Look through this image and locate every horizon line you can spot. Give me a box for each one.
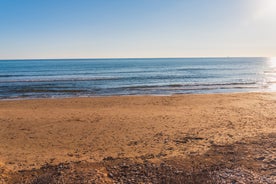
[0,56,270,61]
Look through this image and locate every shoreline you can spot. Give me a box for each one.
[1,92,275,183]
[0,90,270,101]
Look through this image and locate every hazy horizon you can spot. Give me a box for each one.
[1,0,276,59]
[0,56,272,61]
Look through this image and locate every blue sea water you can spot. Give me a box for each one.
[0,58,275,99]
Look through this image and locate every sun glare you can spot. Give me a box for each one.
[256,0,276,20]
[266,57,276,91]
[269,57,276,68]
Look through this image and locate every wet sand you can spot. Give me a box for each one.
[0,93,275,183]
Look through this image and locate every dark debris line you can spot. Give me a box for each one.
[2,133,275,184]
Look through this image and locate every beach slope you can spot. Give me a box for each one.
[0,93,275,183]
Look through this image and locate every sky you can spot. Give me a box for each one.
[0,0,276,59]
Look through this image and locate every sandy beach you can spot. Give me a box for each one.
[0,93,275,183]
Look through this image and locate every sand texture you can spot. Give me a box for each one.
[0,93,275,183]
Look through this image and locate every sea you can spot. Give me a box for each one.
[0,57,275,99]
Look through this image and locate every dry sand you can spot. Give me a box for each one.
[0,93,275,183]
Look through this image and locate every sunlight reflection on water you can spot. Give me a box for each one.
[266,57,276,91]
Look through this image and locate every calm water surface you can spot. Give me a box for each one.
[0,58,275,99]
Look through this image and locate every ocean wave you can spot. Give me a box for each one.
[13,89,87,93]
[117,82,257,90]
[116,86,258,92]
[0,74,25,77]
[0,75,216,83]
[176,68,218,71]
[264,69,276,74]
[0,77,122,83]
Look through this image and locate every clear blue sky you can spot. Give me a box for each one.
[0,0,275,59]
